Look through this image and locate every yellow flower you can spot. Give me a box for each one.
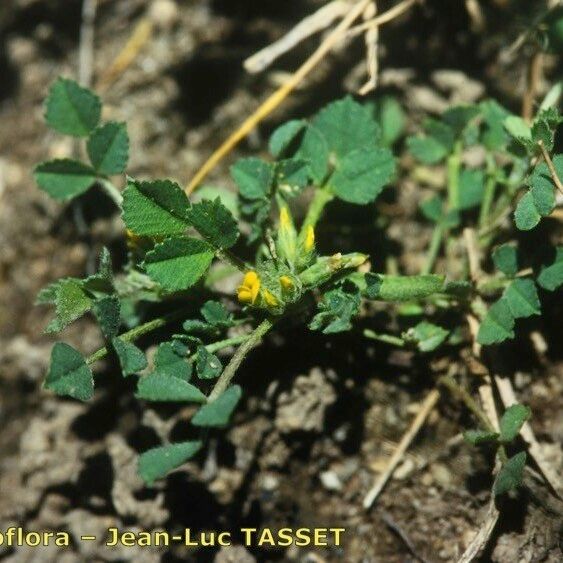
[279,206,291,229]
[262,289,278,307]
[304,225,315,252]
[279,275,294,291]
[237,271,260,304]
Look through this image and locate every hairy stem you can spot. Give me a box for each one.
[363,329,405,347]
[479,154,497,229]
[538,140,563,196]
[99,178,123,207]
[422,223,444,275]
[301,188,334,234]
[446,141,462,211]
[208,318,274,401]
[204,333,253,354]
[86,308,190,365]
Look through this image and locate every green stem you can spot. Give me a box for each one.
[363,329,405,347]
[208,318,273,401]
[422,223,444,275]
[446,141,462,211]
[99,178,123,207]
[479,154,497,229]
[86,308,189,365]
[204,333,253,354]
[301,188,334,234]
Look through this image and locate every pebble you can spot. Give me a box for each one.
[149,0,179,29]
[320,470,342,491]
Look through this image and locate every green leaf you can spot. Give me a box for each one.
[153,341,191,381]
[112,337,147,376]
[200,300,233,327]
[538,247,563,291]
[192,385,242,427]
[476,299,515,345]
[442,105,479,135]
[373,96,405,147]
[295,125,329,183]
[407,135,449,164]
[329,147,395,204]
[34,159,97,201]
[499,404,531,443]
[45,77,101,137]
[82,247,114,295]
[309,283,361,334]
[185,198,239,249]
[426,119,455,151]
[531,119,553,151]
[419,195,444,223]
[502,279,540,319]
[87,121,129,175]
[492,245,518,277]
[405,321,449,352]
[504,115,532,142]
[138,440,202,484]
[193,186,239,219]
[458,169,485,210]
[92,295,120,339]
[514,191,541,231]
[143,236,214,292]
[275,158,310,196]
[122,178,191,236]
[365,274,445,301]
[312,96,380,159]
[45,342,94,401]
[480,100,510,150]
[45,279,93,333]
[463,429,500,446]
[269,119,306,157]
[231,158,274,200]
[493,452,527,495]
[136,374,206,403]
[196,346,222,379]
[528,157,562,213]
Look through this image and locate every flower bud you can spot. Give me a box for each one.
[276,206,298,266]
[299,253,368,287]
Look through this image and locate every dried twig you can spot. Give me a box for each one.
[186,0,421,194]
[347,0,419,38]
[457,498,499,563]
[463,227,483,282]
[538,140,563,196]
[243,1,349,74]
[358,1,379,95]
[381,511,430,563]
[186,0,372,194]
[97,18,153,92]
[464,0,485,32]
[363,388,440,509]
[79,0,97,88]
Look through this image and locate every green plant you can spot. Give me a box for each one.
[35,78,562,495]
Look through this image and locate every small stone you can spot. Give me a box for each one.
[149,0,179,29]
[320,470,342,491]
[214,545,256,563]
[420,471,433,487]
[430,463,452,487]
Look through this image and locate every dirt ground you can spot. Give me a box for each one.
[0,1,561,562]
